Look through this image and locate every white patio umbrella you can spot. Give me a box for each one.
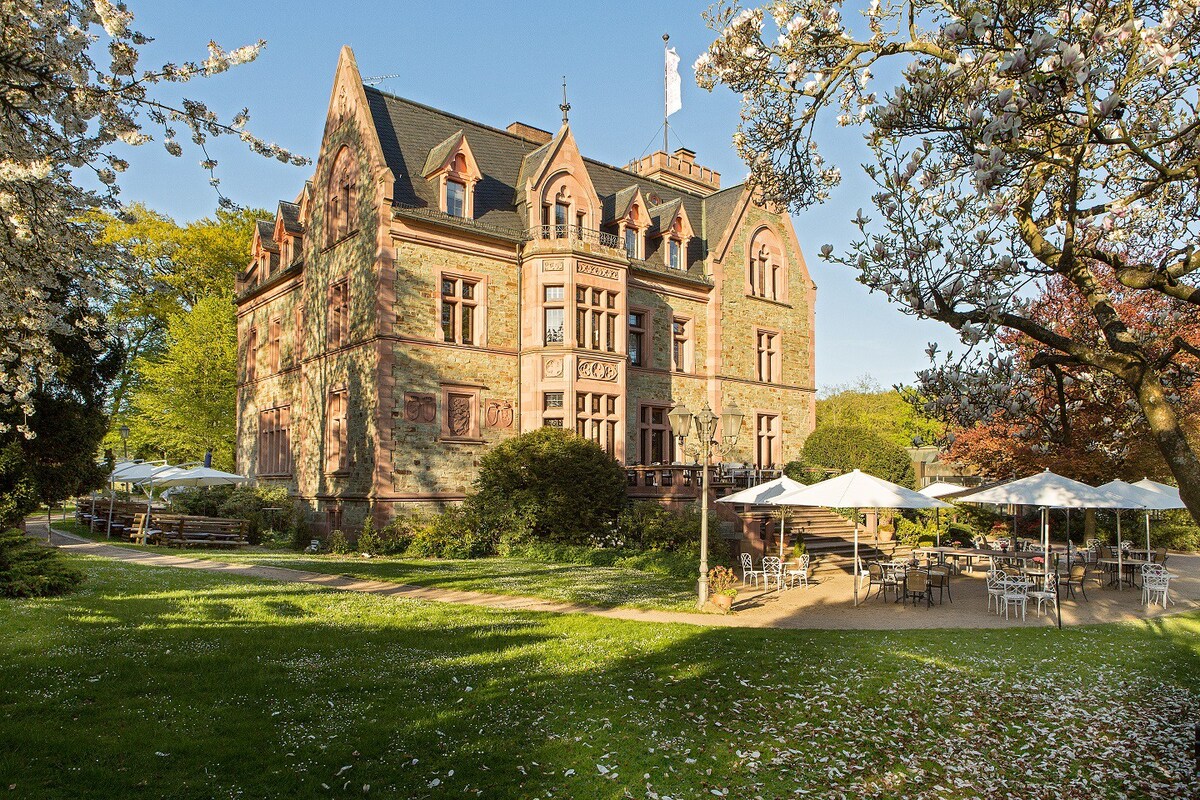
[956,471,1133,617]
[1132,478,1185,505]
[774,470,952,605]
[1100,479,1187,560]
[716,475,809,557]
[127,463,191,543]
[153,467,250,488]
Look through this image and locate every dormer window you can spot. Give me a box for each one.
[669,239,681,269]
[446,180,466,218]
[424,131,482,220]
[625,228,639,258]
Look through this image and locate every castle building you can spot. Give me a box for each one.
[235,47,816,534]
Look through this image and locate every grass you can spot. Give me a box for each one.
[52,520,699,611]
[2,554,1198,799]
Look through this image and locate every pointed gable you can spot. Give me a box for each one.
[421,130,482,183]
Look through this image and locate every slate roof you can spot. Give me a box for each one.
[255,220,279,252]
[361,85,744,269]
[278,201,304,234]
[421,130,464,177]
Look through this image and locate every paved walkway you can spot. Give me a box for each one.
[41,523,1200,630]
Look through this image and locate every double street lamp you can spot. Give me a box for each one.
[668,399,744,609]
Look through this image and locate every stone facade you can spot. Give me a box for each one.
[234,47,817,532]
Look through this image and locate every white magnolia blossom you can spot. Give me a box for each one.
[699,0,1200,516]
[0,1,309,434]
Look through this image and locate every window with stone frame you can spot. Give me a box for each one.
[258,405,292,476]
[748,228,786,301]
[543,285,565,345]
[628,310,647,368]
[668,238,682,269]
[638,404,676,465]
[268,317,282,373]
[671,317,691,373]
[542,390,564,428]
[440,385,481,441]
[245,327,258,383]
[575,285,619,352]
[328,277,349,349]
[575,392,619,456]
[445,179,466,218]
[325,389,350,473]
[293,304,304,365]
[326,146,357,242]
[440,274,479,345]
[755,412,781,469]
[756,329,781,384]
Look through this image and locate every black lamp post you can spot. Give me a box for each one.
[118,424,130,460]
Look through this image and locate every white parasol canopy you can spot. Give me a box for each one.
[717,476,809,557]
[918,481,973,499]
[153,466,250,488]
[1100,478,1187,563]
[955,470,1130,509]
[775,470,952,605]
[1132,478,1185,507]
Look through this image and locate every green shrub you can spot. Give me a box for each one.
[356,517,383,554]
[0,528,84,597]
[328,530,350,555]
[782,460,825,485]
[405,507,486,559]
[469,428,627,546]
[616,501,704,551]
[801,425,917,487]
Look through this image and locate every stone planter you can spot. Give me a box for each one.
[710,593,734,614]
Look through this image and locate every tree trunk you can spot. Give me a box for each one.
[1135,372,1200,523]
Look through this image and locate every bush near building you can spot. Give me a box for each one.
[468,428,627,547]
[801,425,917,488]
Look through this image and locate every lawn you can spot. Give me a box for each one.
[52,520,698,611]
[2,555,1197,799]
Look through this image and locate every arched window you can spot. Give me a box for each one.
[327,147,357,242]
[748,227,785,301]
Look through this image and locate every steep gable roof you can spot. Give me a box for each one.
[361,84,725,265]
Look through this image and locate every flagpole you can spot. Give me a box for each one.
[663,33,670,153]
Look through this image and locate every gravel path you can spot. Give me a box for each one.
[38,523,1200,630]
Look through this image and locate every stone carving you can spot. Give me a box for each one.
[403,393,436,423]
[542,259,564,272]
[577,359,619,381]
[577,262,619,281]
[447,394,473,436]
[544,357,563,378]
[485,400,514,429]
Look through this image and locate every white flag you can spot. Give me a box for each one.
[665,47,682,116]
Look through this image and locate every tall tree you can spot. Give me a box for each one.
[91,204,265,420]
[0,1,305,432]
[697,0,1200,519]
[124,294,237,470]
[0,310,121,527]
[816,376,943,449]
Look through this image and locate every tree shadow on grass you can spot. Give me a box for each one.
[3,557,1199,799]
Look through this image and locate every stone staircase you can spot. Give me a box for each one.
[738,506,911,576]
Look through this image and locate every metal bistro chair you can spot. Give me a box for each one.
[785,554,811,589]
[928,564,952,604]
[1064,562,1088,602]
[1028,573,1058,618]
[865,562,893,602]
[740,552,756,586]
[1001,578,1030,621]
[1143,568,1172,609]
[903,569,932,608]
[760,556,783,591]
[986,570,1007,614]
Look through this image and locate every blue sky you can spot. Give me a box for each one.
[117,1,958,390]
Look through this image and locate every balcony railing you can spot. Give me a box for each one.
[532,224,622,250]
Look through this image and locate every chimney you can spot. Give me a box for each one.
[627,147,721,196]
[506,121,553,145]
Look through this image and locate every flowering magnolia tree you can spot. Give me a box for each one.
[696,0,1200,519]
[0,1,306,436]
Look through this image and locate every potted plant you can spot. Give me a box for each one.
[708,565,738,613]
